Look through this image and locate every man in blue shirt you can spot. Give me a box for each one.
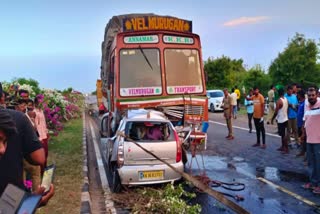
[284,85,299,146]
[296,90,306,157]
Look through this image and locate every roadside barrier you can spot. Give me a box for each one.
[80,112,92,214]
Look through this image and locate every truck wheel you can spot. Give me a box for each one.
[106,144,112,171]
[210,104,215,112]
[111,166,122,193]
[104,117,111,138]
[182,148,188,165]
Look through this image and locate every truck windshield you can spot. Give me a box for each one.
[120,49,161,96]
[164,49,203,94]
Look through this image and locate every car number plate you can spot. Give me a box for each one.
[139,170,164,180]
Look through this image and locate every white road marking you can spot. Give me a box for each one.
[258,177,319,208]
[209,120,280,138]
[89,122,110,191]
[208,119,319,209]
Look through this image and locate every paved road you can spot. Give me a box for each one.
[188,111,320,213]
[86,109,320,213]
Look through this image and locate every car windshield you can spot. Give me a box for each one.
[208,91,223,98]
[126,121,175,142]
[164,49,203,94]
[119,49,161,95]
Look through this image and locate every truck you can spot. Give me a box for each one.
[98,13,208,151]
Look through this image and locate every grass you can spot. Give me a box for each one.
[236,107,247,116]
[37,118,83,214]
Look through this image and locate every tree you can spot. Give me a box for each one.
[269,33,320,87]
[243,65,271,95]
[62,87,73,95]
[12,77,41,95]
[204,56,246,89]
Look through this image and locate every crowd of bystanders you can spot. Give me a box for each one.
[0,82,54,210]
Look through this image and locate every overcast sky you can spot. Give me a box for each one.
[0,0,319,92]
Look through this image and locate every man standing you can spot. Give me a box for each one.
[271,88,289,154]
[250,86,266,148]
[292,83,298,95]
[34,96,49,172]
[222,88,234,140]
[267,85,275,125]
[285,85,299,146]
[234,86,241,111]
[296,90,306,157]
[301,87,320,194]
[230,88,238,119]
[244,89,254,133]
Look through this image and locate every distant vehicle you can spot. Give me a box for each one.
[207,90,224,112]
[85,95,99,117]
[101,109,184,192]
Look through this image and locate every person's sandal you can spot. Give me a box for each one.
[302,183,314,190]
[313,187,320,194]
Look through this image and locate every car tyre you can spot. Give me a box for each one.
[210,104,215,112]
[111,165,122,193]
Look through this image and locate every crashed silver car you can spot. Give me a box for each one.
[103,109,184,192]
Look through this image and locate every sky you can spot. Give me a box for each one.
[0,0,319,93]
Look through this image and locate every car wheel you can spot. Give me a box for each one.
[210,104,215,112]
[111,165,122,193]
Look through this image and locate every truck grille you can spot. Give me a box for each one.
[185,105,204,115]
[160,105,204,119]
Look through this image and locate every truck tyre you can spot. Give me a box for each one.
[182,148,188,165]
[105,117,111,137]
[106,142,112,171]
[111,166,122,193]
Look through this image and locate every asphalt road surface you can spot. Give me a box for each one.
[189,111,320,214]
[85,110,320,214]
